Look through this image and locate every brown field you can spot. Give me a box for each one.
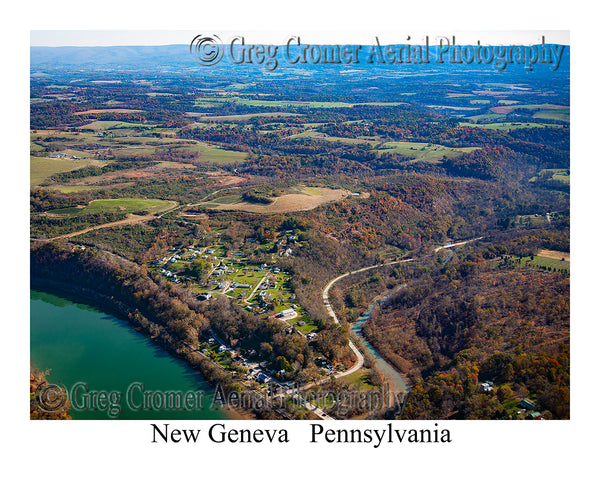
[491,106,513,114]
[538,249,570,262]
[203,172,248,186]
[153,161,198,170]
[205,187,351,213]
[187,112,303,121]
[74,108,144,115]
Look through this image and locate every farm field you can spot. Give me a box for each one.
[482,103,570,122]
[529,168,570,185]
[188,112,303,121]
[466,113,508,122]
[459,122,564,131]
[509,253,570,273]
[169,142,248,163]
[31,127,247,165]
[30,155,96,186]
[376,141,479,163]
[74,108,144,115]
[194,96,408,109]
[288,130,381,145]
[79,120,157,131]
[196,187,351,213]
[533,110,570,122]
[50,198,176,215]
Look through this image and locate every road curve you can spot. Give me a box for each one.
[322,258,415,379]
[322,237,483,380]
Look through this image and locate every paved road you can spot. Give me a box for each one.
[434,237,483,252]
[322,258,415,380]
[243,271,271,304]
[321,237,483,381]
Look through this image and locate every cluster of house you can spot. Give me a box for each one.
[213,263,229,276]
[159,267,180,283]
[479,383,545,419]
[212,341,276,385]
[315,357,335,376]
[49,153,82,159]
[519,399,544,419]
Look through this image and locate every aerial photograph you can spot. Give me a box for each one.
[29,30,570,423]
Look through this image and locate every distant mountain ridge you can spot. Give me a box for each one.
[30,43,570,76]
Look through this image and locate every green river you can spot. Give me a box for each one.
[30,289,229,420]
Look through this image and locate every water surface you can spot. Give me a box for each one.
[31,289,229,420]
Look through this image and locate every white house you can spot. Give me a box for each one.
[277,309,295,318]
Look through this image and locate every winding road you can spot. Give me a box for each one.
[321,237,483,383]
[322,258,415,380]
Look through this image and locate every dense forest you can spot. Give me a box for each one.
[362,249,569,419]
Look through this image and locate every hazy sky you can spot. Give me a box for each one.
[31,30,569,47]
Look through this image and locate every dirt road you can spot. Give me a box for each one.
[49,213,158,241]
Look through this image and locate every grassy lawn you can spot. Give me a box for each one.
[541,168,570,183]
[288,315,318,334]
[341,368,378,390]
[529,255,570,272]
[516,214,549,227]
[505,254,570,273]
[529,168,570,185]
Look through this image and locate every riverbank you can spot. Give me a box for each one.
[351,300,411,394]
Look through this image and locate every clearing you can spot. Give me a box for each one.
[538,249,570,262]
[74,108,144,115]
[376,141,479,163]
[30,155,98,186]
[460,122,564,131]
[50,198,177,216]
[197,187,351,213]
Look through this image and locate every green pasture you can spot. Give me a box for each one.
[376,141,479,163]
